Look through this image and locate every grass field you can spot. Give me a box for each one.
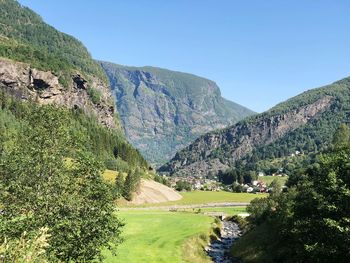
[195,206,247,216]
[103,210,214,263]
[259,176,288,186]
[124,191,266,207]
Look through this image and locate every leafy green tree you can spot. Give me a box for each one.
[0,105,123,262]
[232,182,244,193]
[289,127,350,261]
[269,178,282,195]
[175,180,192,191]
[332,123,350,147]
[0,227,50,263]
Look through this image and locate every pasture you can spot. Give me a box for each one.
[103,210,214,263]
[125,191,266,207]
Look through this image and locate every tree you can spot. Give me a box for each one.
[232,182,244,193]
[243,124,350,262]
[0,105,123,262]
[115,174,125,198]
[0,228,50,263]
[289,128,350,261]
[123,170,134,201]
[175,180,191,191]
[332,123,350,147]
[269,178,282,195]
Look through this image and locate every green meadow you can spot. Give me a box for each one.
[194,206,247,216]
[124,191,266,207]
[107,191,262,262]
[103,210,215,263]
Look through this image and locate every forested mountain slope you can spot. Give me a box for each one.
[0,0,147,168]
[159,77,350,177]
[99,61,255,166]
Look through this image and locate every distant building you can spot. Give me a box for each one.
[247,187,254,193]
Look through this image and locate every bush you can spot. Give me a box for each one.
[87,87,102,104]
[175,180,191,191]
[105,158,118,171]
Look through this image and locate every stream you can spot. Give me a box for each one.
[206,220,241,263]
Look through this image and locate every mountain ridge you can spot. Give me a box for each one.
[159,76,350,176]
[99,60,255,166]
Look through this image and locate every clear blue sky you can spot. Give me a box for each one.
[18,0,350,112]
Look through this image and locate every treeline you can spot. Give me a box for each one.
[218,165,257,185]
[0,0,107,84]
[232,124,350,262]
[0,91,148,172]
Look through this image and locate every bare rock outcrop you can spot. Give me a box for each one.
[0,58,117,129]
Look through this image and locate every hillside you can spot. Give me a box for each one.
[99,61,255,166]
[0,0,148,170]
[0,0,121,128]
[159,77,350,177]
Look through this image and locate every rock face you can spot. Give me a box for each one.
[99,61,255,166]
[0,58,117,129]
[159,93,334,177]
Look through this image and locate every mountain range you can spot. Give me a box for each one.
[159,77,350,177]
[99,61,255,166]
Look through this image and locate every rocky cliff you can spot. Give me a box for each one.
[99,61,255,166]
[0,58,117,129]
[159,77,350,177]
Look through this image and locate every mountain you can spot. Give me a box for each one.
[99,61,255,166]
[159,77,350,177]
[0,0,118,128]
[0,0,147,169]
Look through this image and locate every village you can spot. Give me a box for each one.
[165,173,287,193]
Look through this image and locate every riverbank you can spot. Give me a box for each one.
[207,220,242,263]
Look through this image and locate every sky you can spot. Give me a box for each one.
[18,0,350,113]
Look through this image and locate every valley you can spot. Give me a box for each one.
[104,196,248,263]
[1,1,349,263]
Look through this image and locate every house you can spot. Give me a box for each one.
[246,187,254,193]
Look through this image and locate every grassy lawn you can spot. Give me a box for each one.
[103,210,214,263]
[258,176,288,186]
[124,191,267,207]
[195,206,247,216]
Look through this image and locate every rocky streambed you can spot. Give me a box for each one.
[206,220,241,263]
